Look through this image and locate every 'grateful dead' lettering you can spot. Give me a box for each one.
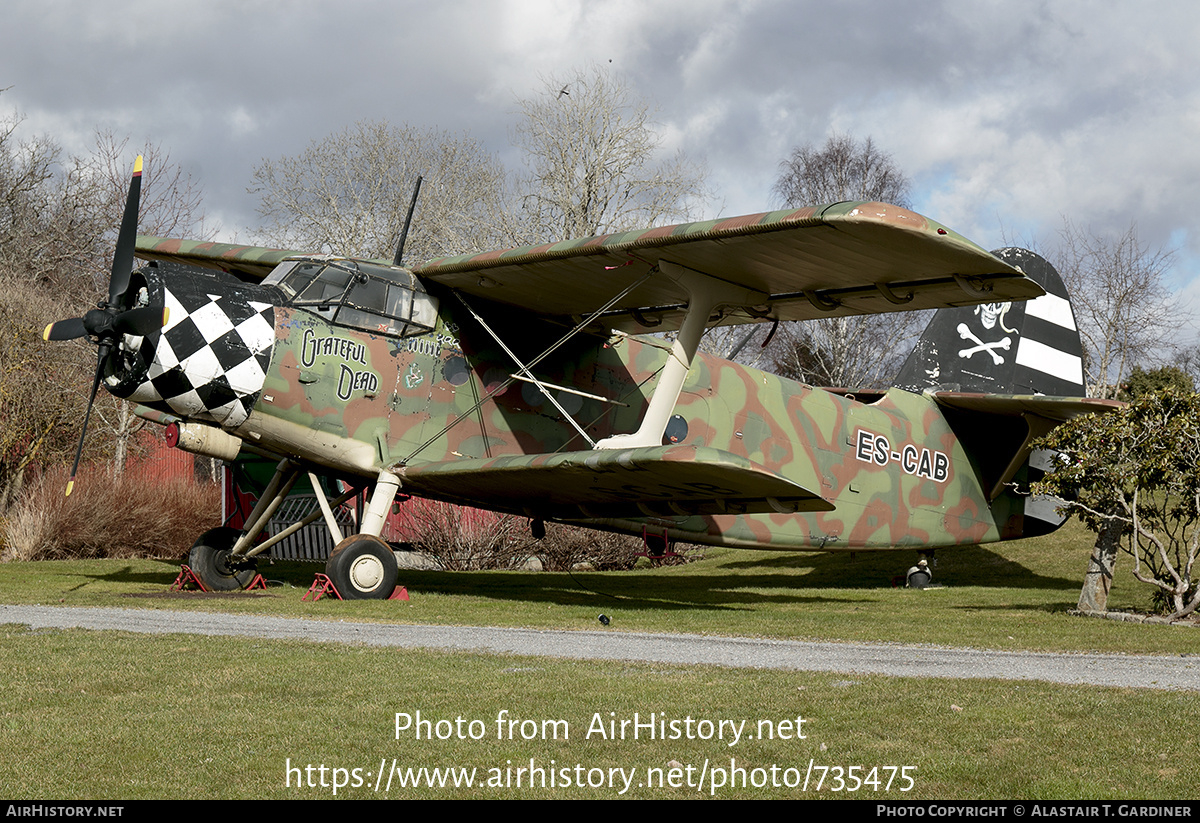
[337,364,379,400]
[300,328,368,369]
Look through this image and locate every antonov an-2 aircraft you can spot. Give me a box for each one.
[45,158,1114,597]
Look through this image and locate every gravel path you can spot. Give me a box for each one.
[3,604,1197,691]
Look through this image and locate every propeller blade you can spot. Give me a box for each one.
[65,346,109,497]
[113,305,169,337]
[43,318,88,341]
[50,156,150,497]
[108,155,143,305]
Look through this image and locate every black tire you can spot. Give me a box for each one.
[188,527,256,592]
[326,534,398,600]
[645,534,669,559]
[906,569,932,589]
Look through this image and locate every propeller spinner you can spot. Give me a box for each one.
[43,156,169,495]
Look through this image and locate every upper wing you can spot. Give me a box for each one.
[416,202,1040,333]
[137,202,1042,333]
[135,236,305,282]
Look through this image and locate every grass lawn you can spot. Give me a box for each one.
[1,519,1197,799]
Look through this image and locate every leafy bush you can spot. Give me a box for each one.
[1121,365,1194,400]
[1035,387,1200,618]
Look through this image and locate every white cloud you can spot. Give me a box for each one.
[2,0,1198,301]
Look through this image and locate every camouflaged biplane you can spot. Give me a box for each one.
[45,158,1117,598]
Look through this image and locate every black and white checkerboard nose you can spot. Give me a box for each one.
[119,281,276,428]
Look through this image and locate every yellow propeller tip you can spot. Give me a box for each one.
[133,155,143,175]
[65,479,75,497]
[42,323,53,341]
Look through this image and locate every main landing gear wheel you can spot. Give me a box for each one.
[188,527,257,591]
[326,534,398,600]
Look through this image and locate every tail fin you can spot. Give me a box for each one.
[894,248,1085,396]
[893,249,1104,538]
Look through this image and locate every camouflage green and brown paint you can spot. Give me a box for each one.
[128,203,1102,553]
[234,285,1034,552]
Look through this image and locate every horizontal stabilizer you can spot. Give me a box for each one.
[395,445,833,520]
[926,392,1122,502]
[928,392,1123,421]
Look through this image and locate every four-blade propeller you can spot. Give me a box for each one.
[43,156,169,495]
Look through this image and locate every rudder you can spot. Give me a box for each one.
[894,248,1085,395]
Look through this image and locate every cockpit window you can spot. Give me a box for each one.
[295,266,354,306]
[262,258,439,338]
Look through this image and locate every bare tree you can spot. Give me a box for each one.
[87,131,213,473]
[0,101,210,503]
[250,121,510,264]
[698,324,776,371]
[1052,220,1177,399]
[509,65,709,243]
[0,112,107,508]
[766,133,922,387]
[0,116,110,288]
[1172,345,1200,388]
[1,121,209,288]
[0,269,97,511]
[770,312,925,388]
[773,133,911,209]
[93,130,210,244]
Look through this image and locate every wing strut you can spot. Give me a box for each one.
[398,269,657,465]
[595,260,766,450]
[455,293,598,447]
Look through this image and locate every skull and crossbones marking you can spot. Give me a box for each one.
[957,323,1011,364]
[976,301,1013,331]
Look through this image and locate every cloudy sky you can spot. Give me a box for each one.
[4,0,1199,323]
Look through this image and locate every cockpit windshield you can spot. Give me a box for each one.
[262,258,439,338]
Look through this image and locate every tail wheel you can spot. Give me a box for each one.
[906,569,931,589]
[188,527,256,591]
[326,534,398,600]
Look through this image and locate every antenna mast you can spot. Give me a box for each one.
[392,176,423,267]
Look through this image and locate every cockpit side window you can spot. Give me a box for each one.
[295,267,353,307]
[264,258,438,338]
[263,261,321,299]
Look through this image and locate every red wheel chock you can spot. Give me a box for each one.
[304,573,342,601]
[637,527,683,563]
[303,576,409,601]
[172,565,208,592]
[173,566,268,593]
[302,574,410,602]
